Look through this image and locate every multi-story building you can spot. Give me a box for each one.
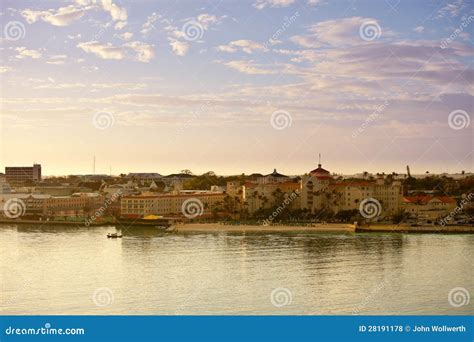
[126,173,162,185]
[0,192,105,219]
[120,191,225,218]
[5,164,42,184]
[402,196,457,221]
[300,163,334,212]
[329,177,403,216]
[260,169,290,184]
[0,174,12,194]
[245,181,301,215]
[226,181,244,199]
[301,163,404,218]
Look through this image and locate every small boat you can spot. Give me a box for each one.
[107,233,122,238]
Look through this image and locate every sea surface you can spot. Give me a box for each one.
[0,224,472,315]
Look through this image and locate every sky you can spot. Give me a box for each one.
[0,0,473,176]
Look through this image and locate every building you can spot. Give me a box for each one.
[402,196,457,221]
[0,174,12,194]
[0,192,105,219]
[126,173,162,185]
[5,164,41,184]
[245,181,301,215]
[120,191,225,218]
[261,169,290,184]
[226,181,244,199]
[301,162,404,218]
[301,162,334,212]
[329,176,403,216]
[162,173,196,191]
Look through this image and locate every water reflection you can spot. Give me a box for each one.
[0,224,472,315]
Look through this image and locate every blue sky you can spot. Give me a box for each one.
[0,0,473,176]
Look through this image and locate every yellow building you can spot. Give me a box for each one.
[245,181,301,215]
[402,196,457,221]
[121,191,225,218]
[329,177,403,217]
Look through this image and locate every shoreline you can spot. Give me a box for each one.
[175,222,354,233]
[0,219,472,234]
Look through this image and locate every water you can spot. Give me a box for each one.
[0,224,472,315]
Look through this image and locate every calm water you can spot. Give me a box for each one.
[0,224,472,315]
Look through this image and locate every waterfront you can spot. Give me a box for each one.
[0,224,472,315]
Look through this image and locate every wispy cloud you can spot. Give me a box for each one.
[217,40,266,54]
[77,40,154,62]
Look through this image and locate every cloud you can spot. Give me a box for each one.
[291,17,393,48]
[169,39,190,56]
[21,6,88,26]
[436,0,467,18]
[0,66,13,73]
[46,55,68,65]
[141,12,161,36]
[15,47,42,59]
[196,13,225,29]
[77,40,154,62]
[163,13,227,56]
[77,41,125,60]
[114,21,127,30]
[253,0,296,10]
[413,26,425,33]
[222,60,277,74]
[118,32,133,41]
[124,41,155,62]
[100,0,127,21]
[217,40,266,54]
[21,0,127,27]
